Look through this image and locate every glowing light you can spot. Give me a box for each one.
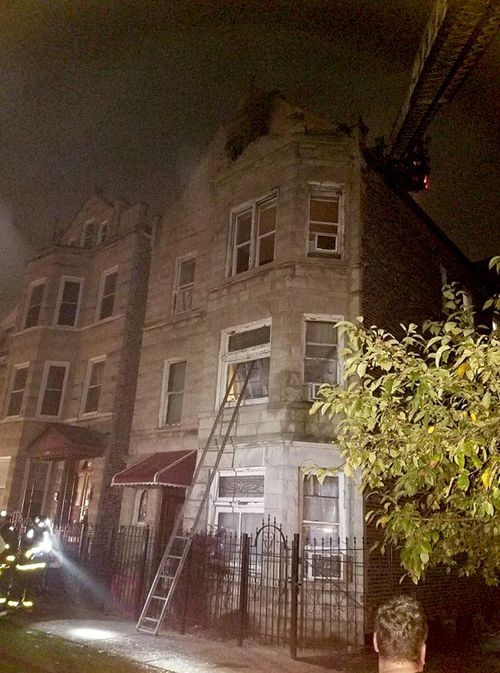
[26,529,34,539]
[7,600,19,607]
[70,627,118,640]
[16,562,47,571]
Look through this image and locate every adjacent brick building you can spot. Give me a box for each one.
[0,192,152,526]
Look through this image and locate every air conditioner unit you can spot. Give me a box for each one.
[305,551,344,580]
[304,382,324,401]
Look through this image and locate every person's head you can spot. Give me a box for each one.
[374,595,428,671]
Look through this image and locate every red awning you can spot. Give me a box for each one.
[111,450,196,488]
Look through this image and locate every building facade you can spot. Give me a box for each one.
[116,93,484,559]
[0,193,152,526]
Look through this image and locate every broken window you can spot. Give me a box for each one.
[229,194,277,276]
[221,322,271,404]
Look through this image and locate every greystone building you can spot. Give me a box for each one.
[114,92,483,570]
[0,193,152,526]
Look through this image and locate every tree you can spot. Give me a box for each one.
[311,258,500,584]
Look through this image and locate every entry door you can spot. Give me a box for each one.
[159,488,184,547]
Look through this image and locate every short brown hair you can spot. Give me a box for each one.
[374,595,428,663]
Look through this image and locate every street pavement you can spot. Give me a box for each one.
[24,616,357,673]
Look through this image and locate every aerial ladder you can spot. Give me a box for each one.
[385,0,500,191]
[136,362,255,635]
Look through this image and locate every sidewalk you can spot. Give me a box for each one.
[24,615,374,673]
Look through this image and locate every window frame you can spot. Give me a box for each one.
[217,319,271,407]
[210,467,265,537]
[301,471,346,579]
[302,314,343,400]
[159,359,187,427]
[37,361,70,419]
[227,191,278,277]
[133,489,149,525]
[23,279,46,329]
[0,456,11,490]
[307,183,344,257]
[81,219,95,248]
[54,276,83,328]
[80,356,106,416]
[96,267,119,322]
[4,362,29,418]
[96,220,109,245]
[172,254,196,315]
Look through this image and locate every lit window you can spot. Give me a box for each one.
[24,280,45,329]
[82,358,105,414]
[173,257,196,314]
[212,469,264,537]
[304,318,339,400]
[97,269,118,321]
[308,186,343,256]
[221,322,271,404]
[38,363,69,417]
[229,194,277,276]
[55,278,82,327]
[6,364,29,417]
[82,221,95,248]
[161,360,186,426]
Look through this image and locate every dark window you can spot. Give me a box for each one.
[24,282,45,329]
[56,280,81,327]
[6,366,28,416]
[163,361,186,425]
[83,360,105,413]
[98,271,117,320]
[40,364,67,417]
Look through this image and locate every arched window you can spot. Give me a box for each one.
[135,489,148,524]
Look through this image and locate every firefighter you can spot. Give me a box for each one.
[10,515,53,610]
[0,511,19,616]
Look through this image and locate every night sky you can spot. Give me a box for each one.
[1,0,499,320]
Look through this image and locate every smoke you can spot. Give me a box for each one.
[0,201,32,321]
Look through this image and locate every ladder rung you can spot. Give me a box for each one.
[151,594,169,601]
[143,616,161,623]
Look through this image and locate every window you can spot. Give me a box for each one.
[24,280,45,329]
[228,193,277,276]
[97,269,118,321]
[97,220,109,244]
[302,474,345,579]
[212,469,265,537]
[161,360,187,426]
[304,318,340,400]
[38,362,69,418]
[135,489,148,524]
[0,457,11,490]
[173,256,196,314]
[5,364,29,417]
[55,277,82,327]
[220,322,271,404]
[307,185,343,255]
[82,357,106,414]
[82,220,95,248]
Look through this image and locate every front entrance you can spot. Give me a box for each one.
[155,487,185,563]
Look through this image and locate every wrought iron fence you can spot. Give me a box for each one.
[51,519,364,654]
